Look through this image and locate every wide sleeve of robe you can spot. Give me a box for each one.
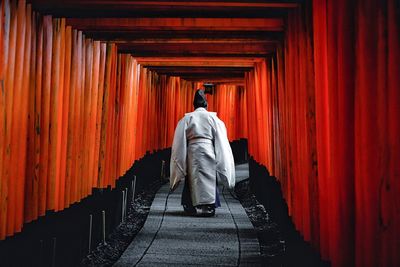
[213,116,236,189]
[170,117,188,190]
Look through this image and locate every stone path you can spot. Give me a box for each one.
[114,164,261,266]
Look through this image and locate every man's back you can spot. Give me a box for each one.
[184,107,215,141]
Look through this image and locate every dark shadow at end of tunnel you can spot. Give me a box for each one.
[248,158,331,267]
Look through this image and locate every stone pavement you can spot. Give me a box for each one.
[114,163,261,266]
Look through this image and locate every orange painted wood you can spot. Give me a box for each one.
[110,44,119,185]
[135,68,145,158]
[126,56,134,172]
[88,38,97,192]
[103,43,118,187]
[88,40,100,188]
[115,54,123,177]
[134,67,142,158]
[84,39,93,193]
[3,0,17,237]
[108,47,118,187]
[54,18,65,211]
[125,56,131,171]
[38,15,52,216]
[104,47,112,187]
[24,8,37,224]
[0,0,10,240]
[122,56,130,172]
[93,42,106,187]
[119,56,124,172]
[121,57,128,172]
[104,46,113,187]
[47,17,62,211]
[0,0,3,234]
[65,29,79,208]
[8,0,27,235]
[98,43,113,188]
[77,32,86,200]
[129,58,138,165]
[31,12,43,220]
[15,2,31,231]
[51,17,64,211]
[0,1,3,80]
[0,3,3,191]
[123,55,131,174]
[110,45,118,185]
[82,38,93,196]
[58,23,71,211]
[72,31,83,203]
[145,67,151,152]
[130,59,139,161]
[125,64,131,168]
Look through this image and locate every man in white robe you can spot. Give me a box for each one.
[170,89,235,216]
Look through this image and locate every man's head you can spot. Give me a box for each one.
[193,89,208,109]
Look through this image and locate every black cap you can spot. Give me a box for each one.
[193,89,208,109]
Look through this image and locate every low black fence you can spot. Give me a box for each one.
[0,148,171,267]
[248,157,330,267]
[230,138,248,165]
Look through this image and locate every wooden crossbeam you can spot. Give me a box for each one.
[30,1,299,9]
[148,66,252,73]
[135,56,263,67]
[30,0,299,18]
[83,30,284,43]
[114,38,278,44]
[66,18,284,31]
[118,42,275,56]
[181,77,245,84]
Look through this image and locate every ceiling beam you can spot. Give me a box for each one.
[135,57,264,67]
[179,73,245,78]
[114,38,278,44]
[83,30,284,43]
[30,1,299,18]
[148,66,252,72]
[30,1,299,9]
[148,67,250,82]
[181,77,245,84]
[155,72,247,77]
[66,18,284,31]
[117,42,275,56]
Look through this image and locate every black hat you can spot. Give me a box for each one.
[193,89,208,109]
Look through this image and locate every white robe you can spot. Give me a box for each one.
[170,107,235,206]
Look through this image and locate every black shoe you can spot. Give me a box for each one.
[183,205,197,216]
[197,205,215,217]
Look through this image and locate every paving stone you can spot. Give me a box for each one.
[138,253,237,266]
